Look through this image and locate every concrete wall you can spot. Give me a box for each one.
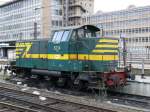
[8,49,16,60]
[42,0,52,38]
[0,48,15,60]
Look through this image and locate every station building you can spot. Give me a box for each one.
[0,0,94,42]
[63,0,94,26]
[0,0,63,41]
[0,0,94,59]
[84,5,150,68]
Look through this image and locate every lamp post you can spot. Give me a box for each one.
[146,46,150,59]
[96,24,104,37]
[120,34,127,68]
[101,25,104,37]
[86,11,89,25]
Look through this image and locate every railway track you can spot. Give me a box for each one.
[0,84,116,112]
[0,81,149,112]
[0,102,39,112]
[56,88,150,110]
[108,92,150,109]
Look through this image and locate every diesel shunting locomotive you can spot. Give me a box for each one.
[15,25,129,89]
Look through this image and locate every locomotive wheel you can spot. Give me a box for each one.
[45,77,58,90]
[76,80,89,91]
[67,79,76,90]
[25,77,38,87]
[20,69,31,78]
[57,77,67,88]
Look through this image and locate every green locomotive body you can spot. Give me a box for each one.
[16,25,118,72]
[15,25,127,88]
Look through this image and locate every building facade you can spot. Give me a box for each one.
[0,0,64,59]
[0,0,94,59]
[0,0,94,42]
[85,6,150,68]
[63,0,94,26]
[0,0,63,42]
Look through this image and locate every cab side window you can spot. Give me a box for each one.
[71,30,77,41]
[85,29,96,38]
[77,29,85,39]
[76,28,96,39]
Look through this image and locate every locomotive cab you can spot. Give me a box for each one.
[48,25,118,72]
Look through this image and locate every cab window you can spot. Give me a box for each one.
[77,29,85,38]
[76,28,97,39]
[56,31,64,42]
[52,31,58,42]
[61,30,70,42]
[71,30,77,41]
[52,31,64,43]
[85,30,96,38]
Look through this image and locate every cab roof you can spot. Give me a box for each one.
[53,25,100,32]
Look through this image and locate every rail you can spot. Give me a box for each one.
[0,84,116,112]
[0,102,40,112]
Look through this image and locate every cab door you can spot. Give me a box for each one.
[75,28,92,71]
[69,30,83,72]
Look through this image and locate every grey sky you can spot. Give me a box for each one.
[94,0,150,12]
[0,0,11,3]
[0,0,150,13]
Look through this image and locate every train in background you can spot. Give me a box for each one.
[13,25,131,90]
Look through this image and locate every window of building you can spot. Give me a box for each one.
[145,37,148,42]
